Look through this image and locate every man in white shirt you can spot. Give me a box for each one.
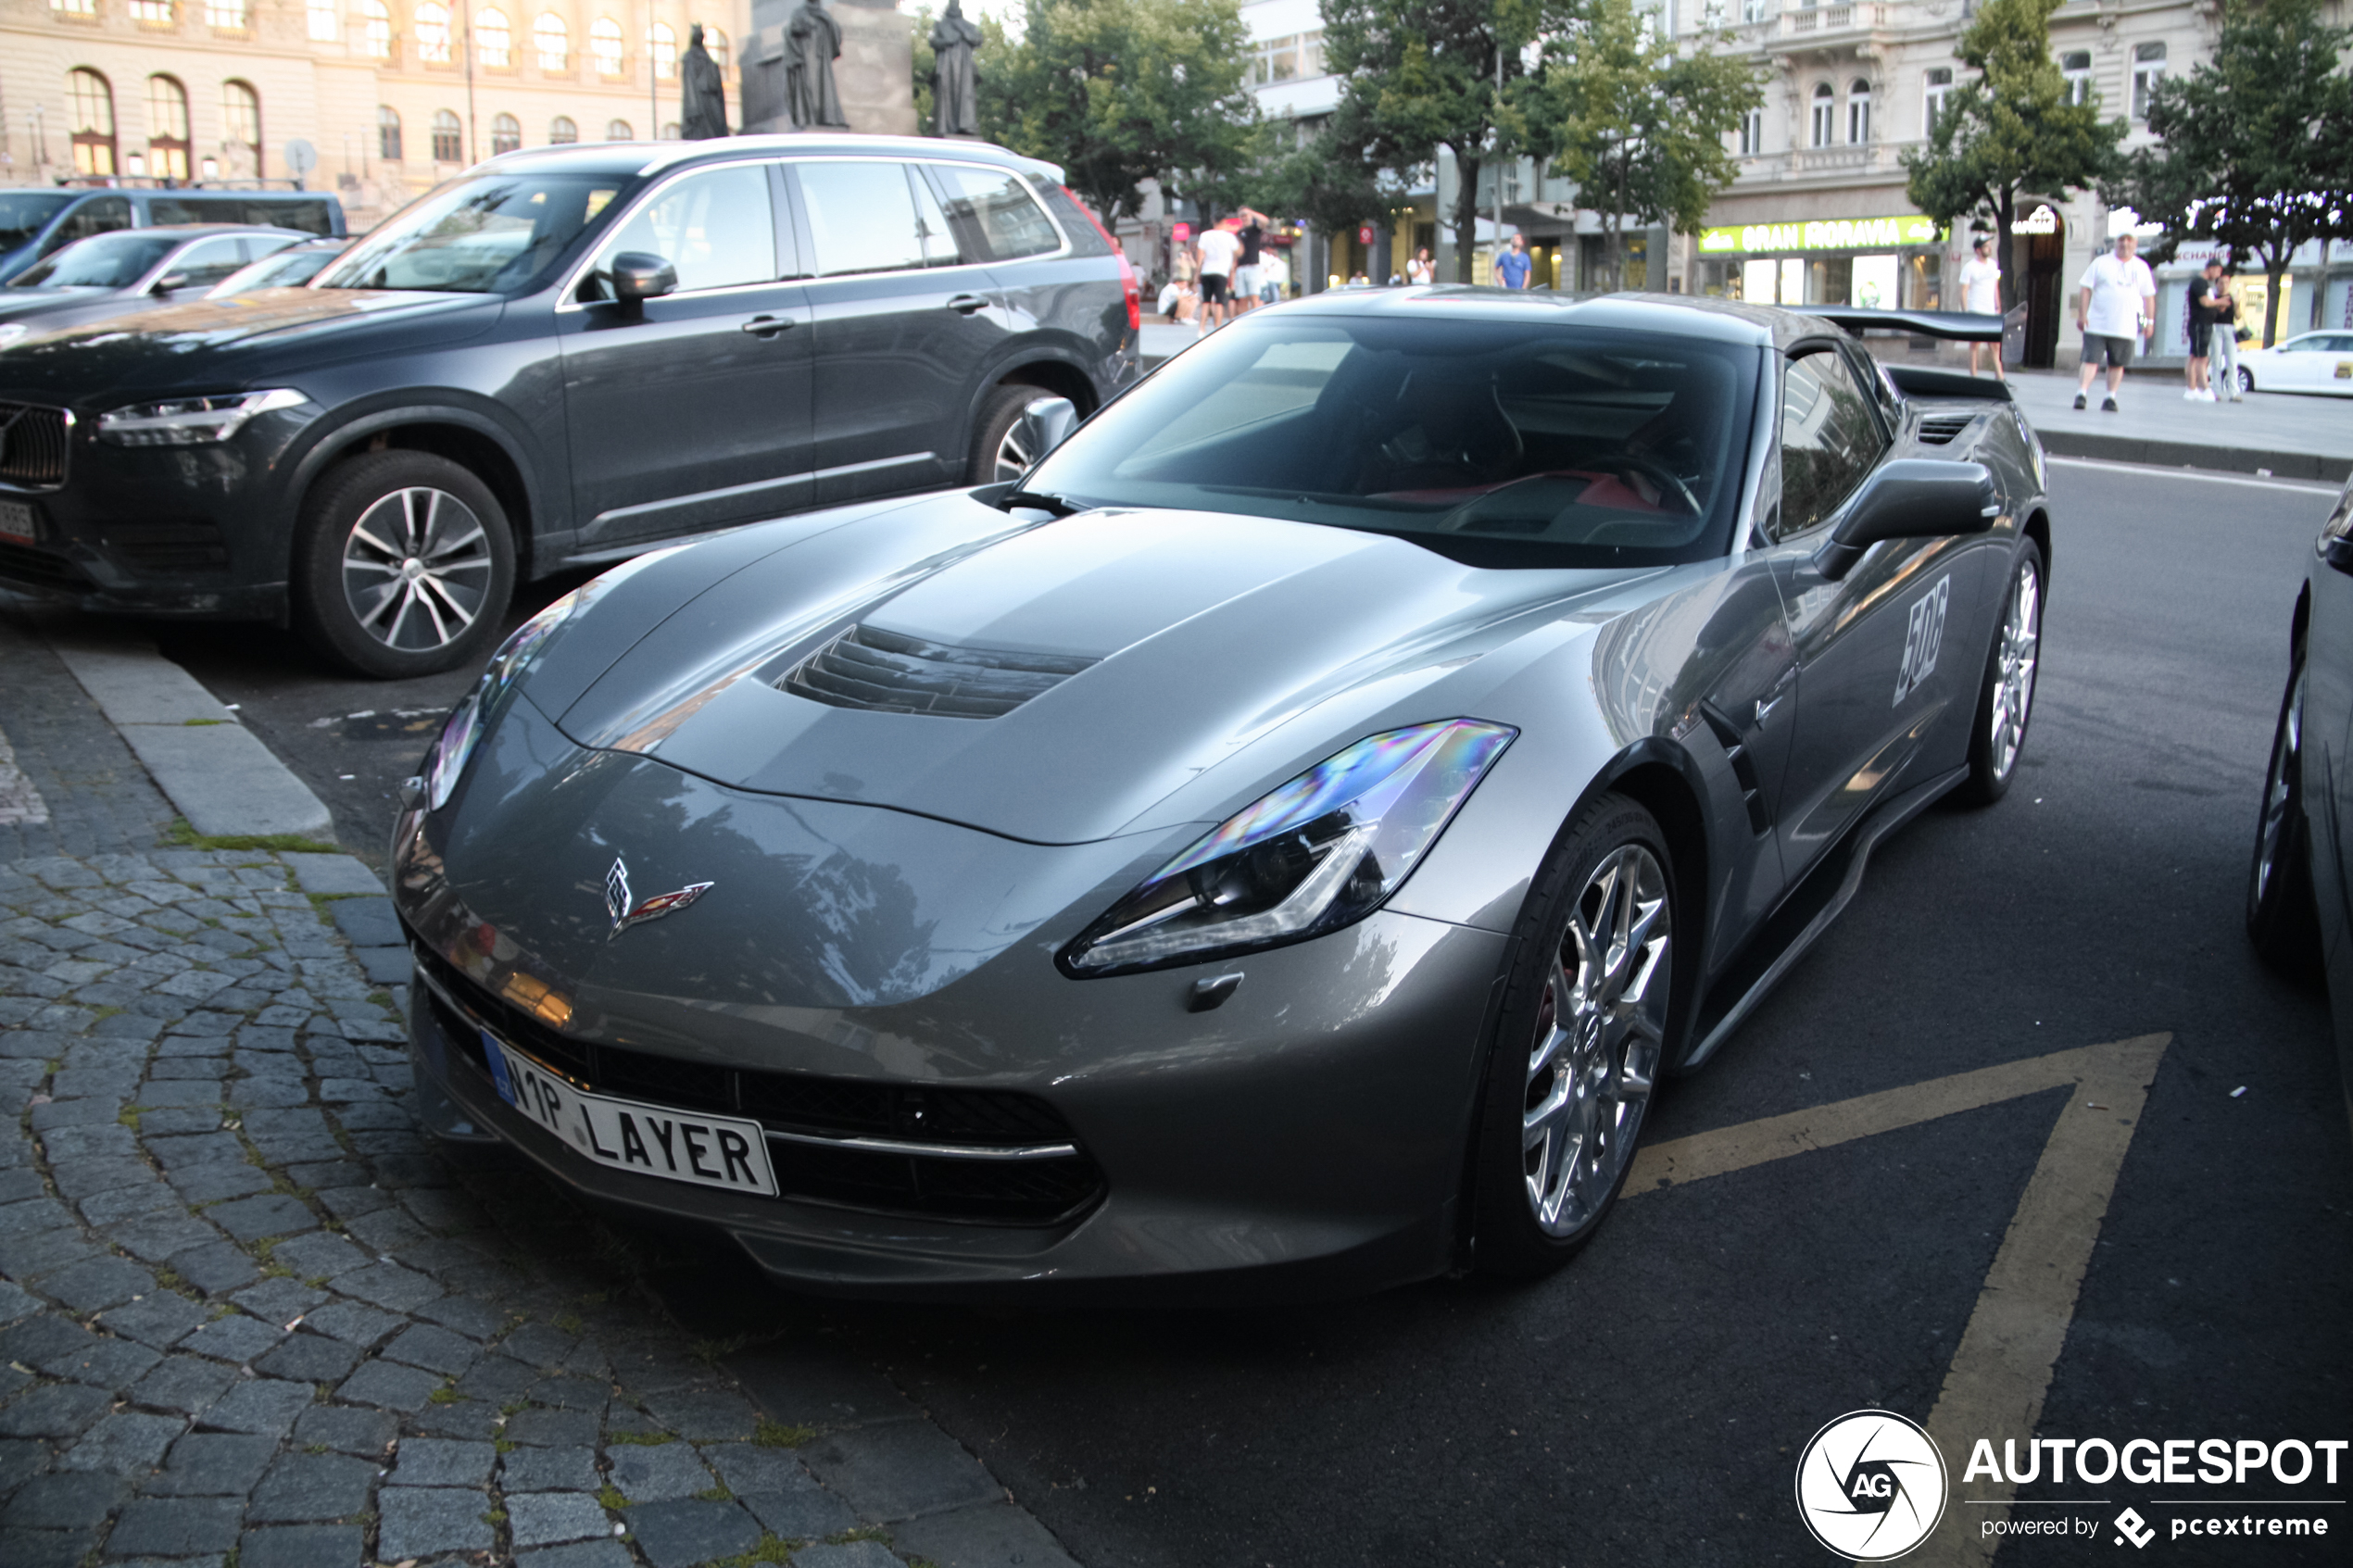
[1957,236,2004,382]
[2072,232,2157,412]
[1193,220,1242,334]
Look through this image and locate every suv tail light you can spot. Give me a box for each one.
[1063,186,1140,333]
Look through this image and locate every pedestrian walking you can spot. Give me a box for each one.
[1491,233,1533,290]
[2072,232,2156,413]
[1195,218,1241,334]
[2207,261,2244,401]
[1229,207,1272,317]
[2183,257,2225,401]
[1407,247,1435,285]
[1258,246,1289,306]
[1958,236,2005,381]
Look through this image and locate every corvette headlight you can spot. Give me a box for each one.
[424,545,688,811]
[95,387,308,446]
[1061,719,1517,975]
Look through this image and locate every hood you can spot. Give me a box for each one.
[0,287,110,323]
[545,493,1645,846]
[0,287,497,402]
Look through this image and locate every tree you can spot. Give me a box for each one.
[986,0,1262,224]
[1321,0,1542,282]
[2110,0,2353,346]
[1512,0,1763,290]
[1901,0,2124,315]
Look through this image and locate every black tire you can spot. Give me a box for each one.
[2238,365,2256,395]
[1472,793,1682,1279]
[965,383,1060,486]
[2247,646,2322,977]
[291,449,517,680]
[1956,539,2044,806]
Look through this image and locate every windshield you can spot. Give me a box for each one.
[0,194,72,254]
[10,232,178,290]
[317,172,626,295]
[1025,314,1760,568]
[212,243,343,295]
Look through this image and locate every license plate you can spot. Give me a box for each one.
[483,1030,777,1197]
[0,500,37,546]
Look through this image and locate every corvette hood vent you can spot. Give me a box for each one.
[1915,411,1978,445]
[781,623,1098,719]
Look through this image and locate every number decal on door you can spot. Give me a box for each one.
[1894,574,1951,706]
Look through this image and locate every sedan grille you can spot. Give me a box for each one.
[781,623,1095,719]
[0,403,69,488]
[414,941,1105,1225]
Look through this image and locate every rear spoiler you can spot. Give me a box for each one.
[1811,307,2004,343]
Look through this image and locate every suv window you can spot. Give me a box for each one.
[797,161,962,276]
[160,236,256,289]
[149,196,334,234]
[928,165,1059,262]
[52,197,132,253]
[586,162,777,297]
[1780,349,1888,534]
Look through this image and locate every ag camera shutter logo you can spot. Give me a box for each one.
[1795,1410,1949,1561]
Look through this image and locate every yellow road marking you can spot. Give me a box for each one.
[1624,1034,2171,1563]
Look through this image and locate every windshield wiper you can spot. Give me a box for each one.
[997,488,1086,517]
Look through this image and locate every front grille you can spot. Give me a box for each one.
[0,538,89,592]
[415,942,1104,1225]
[0,403,69,488]
[1915,412,1977,445]
[103,521,230,576]
[782,623,1096,719]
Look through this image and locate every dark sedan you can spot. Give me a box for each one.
[0,137,1139,677]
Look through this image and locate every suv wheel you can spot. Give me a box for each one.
[966,383,1063,485]
[293,449,516,680]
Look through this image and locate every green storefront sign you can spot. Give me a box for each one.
[1697,215,1944,255]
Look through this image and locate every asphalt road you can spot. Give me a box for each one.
[156,459,2353,1566]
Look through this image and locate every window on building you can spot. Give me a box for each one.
[479,8,510,67]
[418,3,453,63]
[377,105,402,161]
[592,17,624,76]
[1738,106,1764,156]
[1847,79,1870,143]
[2061,50,2093,106]
[130,0,172,22]
[651,21,678,79]
[705,25,729,68]
[1810,82,1834,147]
[535,13,568,69]
[1252,34,1301,84]
[491,112,521,154]
[605,118,632,141]
[306,0,335,39]
[207,0,247,28]
[431,108,462,163]
[360,0,391,57]
[660,121,680,139]
[146,76,192,181]
[1923,66,1952,136]
[69,69,118,176]
[2132,43,2165,118]
[51,0,100,16]
[1742,0,1768,19]
[222,81,261,175]
[549,114,577,143]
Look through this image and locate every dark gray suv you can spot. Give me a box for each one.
[0,136,1139,676]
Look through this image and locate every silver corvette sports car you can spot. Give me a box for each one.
[393,289,2049,1298]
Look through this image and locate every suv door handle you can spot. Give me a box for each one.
[944,294,990,315]
[739,315,794,336]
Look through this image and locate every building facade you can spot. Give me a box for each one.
[1,0,750,230]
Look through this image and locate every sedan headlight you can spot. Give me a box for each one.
[95,387,308,446]
[1061,719,1517,975]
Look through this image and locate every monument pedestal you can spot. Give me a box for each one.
[739,0,915,136]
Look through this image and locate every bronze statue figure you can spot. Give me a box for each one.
[929,0,983,138]
[784,0,849,130]
[680,24,729,140]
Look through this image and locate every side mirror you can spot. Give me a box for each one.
[153,273,189,294]
[1812,459,2000,581]
[1012,395,1079,469]
[610,251,677,317]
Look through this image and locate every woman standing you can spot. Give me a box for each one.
[2208,262,2244,402]
[1406,247,1436,285]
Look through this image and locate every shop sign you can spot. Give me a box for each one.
[2013,204,2060,235]
[1697,213,1943,255]
[1359,224,1376,245]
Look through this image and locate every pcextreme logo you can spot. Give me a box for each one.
[1795,1410,1948,1562]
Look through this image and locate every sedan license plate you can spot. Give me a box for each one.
[483,1031,776,1197]
[0,500,38,546]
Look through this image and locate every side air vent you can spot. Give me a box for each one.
[1700,702,1772,836]
[1915,411,1977,445]
[782,623,1097,720]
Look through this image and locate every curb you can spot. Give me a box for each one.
[41,628,336,844]
[2035,429,2351,484]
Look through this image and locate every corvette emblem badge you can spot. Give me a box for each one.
[603,856,714,937]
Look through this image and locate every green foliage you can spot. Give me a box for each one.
[753,1417,816,1449]
[988,0,1263,222]
[607,1428,674,1446]
[595,1484,629,1511]
[161,818,339,854]
[2108,0,2353,345]
[1901,0,2124,312]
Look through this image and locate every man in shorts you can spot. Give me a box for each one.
[1229,206,1272,315]
[2073,231,2156,412]
[1957,236,2004,381]
[1194,219,1241,334]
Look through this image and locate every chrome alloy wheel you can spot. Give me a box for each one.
[1523,844,1671,1236]
[1987,556,2042,784]
[340,486,494,652]
[992,400,1051,483]
[2253,664,2306,912]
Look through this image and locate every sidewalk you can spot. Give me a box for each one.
[0,608,1076,1568]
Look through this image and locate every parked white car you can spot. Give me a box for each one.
[2237,331,2353,396]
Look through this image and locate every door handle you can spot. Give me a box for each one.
[944,294,990,315]
[739,315,794,336]
[1755,695,1782,729]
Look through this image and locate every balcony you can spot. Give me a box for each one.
[1772,2,1891,42]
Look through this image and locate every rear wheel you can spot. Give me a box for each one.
[966,383,1061,485]
[292,449,515,680]
[1473,794,1679,1279]
[2247,646,2322,976]
[2238,365,2256,395]
[1957,539,2042,806]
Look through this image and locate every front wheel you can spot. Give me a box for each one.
[2246,646,2322,976]
[1472,794,1680,1279]
[1956,539,2043,806]
[2238,365,2256,395]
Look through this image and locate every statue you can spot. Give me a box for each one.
[679,24,729,140]
[784,0,849,130]
[929,0,983,138]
